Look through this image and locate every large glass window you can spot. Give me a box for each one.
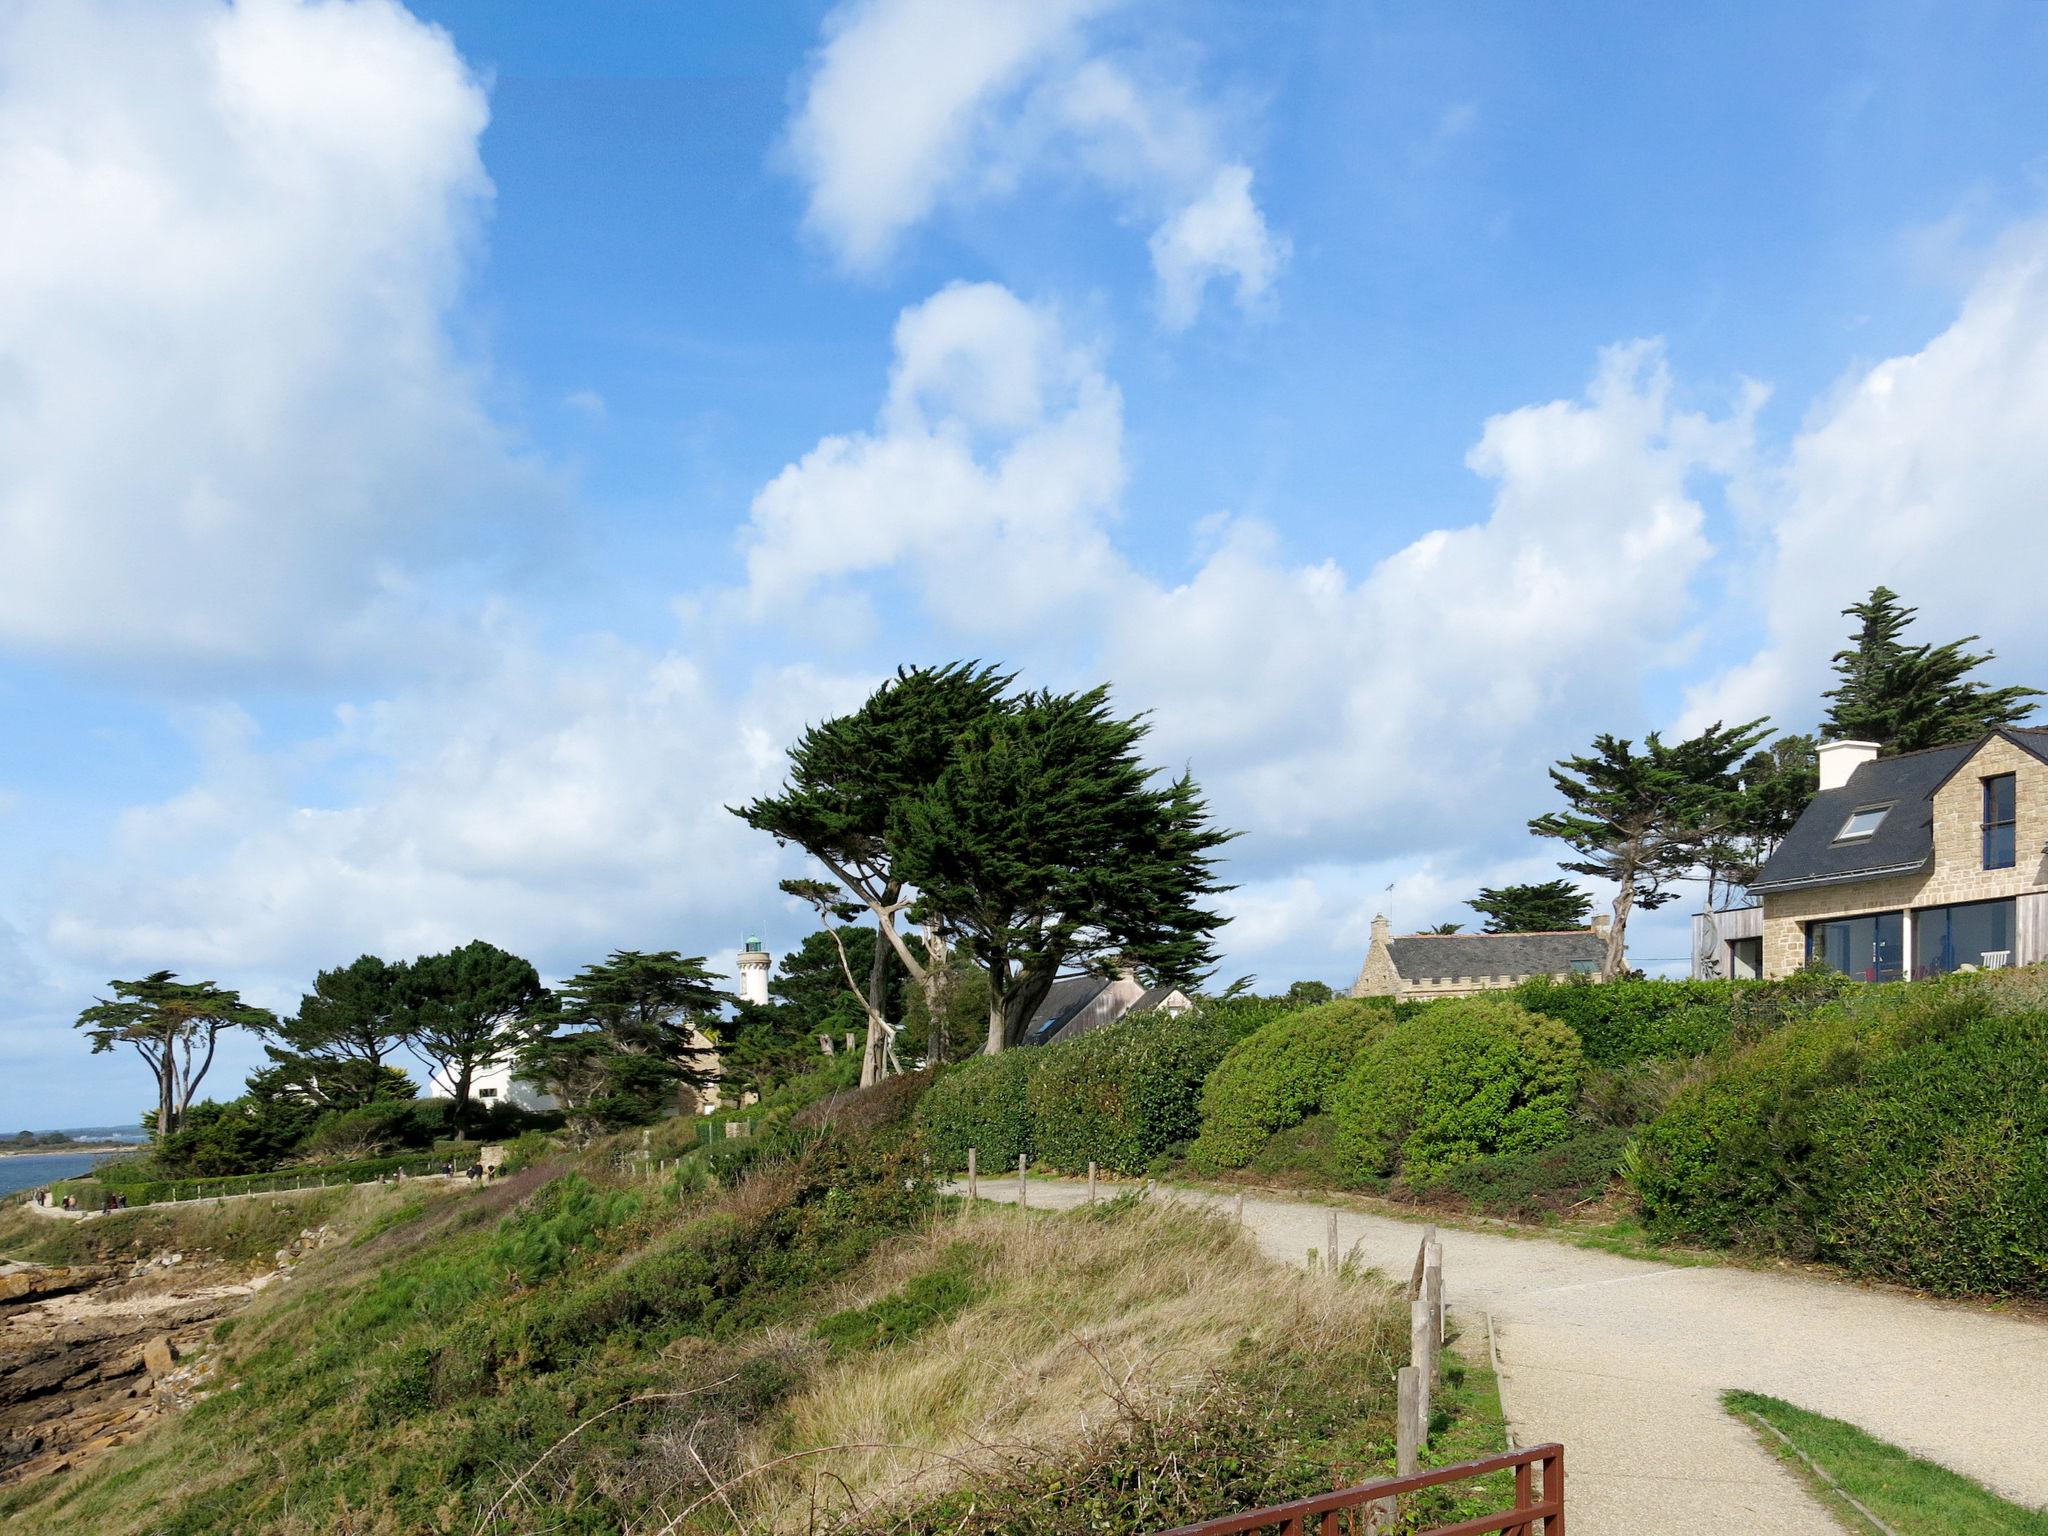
[1806,911,1904,981]
[1983,774,2017,869]
[1913,898,2016,976]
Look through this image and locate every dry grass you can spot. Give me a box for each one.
[733,1198,1404,1532]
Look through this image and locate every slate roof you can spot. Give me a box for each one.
[1750,728,2048,893]
[1385,930,1605,982]
[1023,977,1112,1046]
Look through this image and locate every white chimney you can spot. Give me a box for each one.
[1817,740,1880,793]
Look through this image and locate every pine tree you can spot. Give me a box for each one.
[76,973,276,1140]
[1822,586,2039,751]
[1467,879,1592,934]
[1529,720,1770,974]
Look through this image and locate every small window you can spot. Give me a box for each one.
[1569,959,1599,975]
[477,1087,499,1099]
[1835,804,1890,841]
[1983,774,2017,869]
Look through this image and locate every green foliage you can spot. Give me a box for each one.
[265,954,412,1108]
[486,1174,644,1285]
[1407,1126,1634,1221]
[1528,720,1771,957]
[1330,997,1585,1182]
[518,949,726,1134]
[914,1049,1040,1172]
[401,939,549,1128]
[1511,977,1735,1065]
[1187,998,1389,1171]
[1823,585,2040,751]
[75,970,277,1139]
[1631,974,2048,1295]
[1468,879,1592,934]
[814,1239,987,1353]
[1027,1009,1241,1175]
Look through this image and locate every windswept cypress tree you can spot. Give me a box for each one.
[1823,586,2039,751]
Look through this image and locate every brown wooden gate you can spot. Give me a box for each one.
[1152,1444,1563,1536]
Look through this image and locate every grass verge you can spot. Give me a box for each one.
[1725,1390,2048,1536]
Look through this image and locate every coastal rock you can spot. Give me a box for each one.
[0,1267,109,1305]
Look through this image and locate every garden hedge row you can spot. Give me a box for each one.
[1630,972,2048,1296]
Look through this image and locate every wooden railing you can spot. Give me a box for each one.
[1151,1443,1563,1536]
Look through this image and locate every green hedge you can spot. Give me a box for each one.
[1028,1008,1242,1175]
[1511,978,1735,1065]
[1330,997,1585,1183]
[1187,999,1390,1171]
[1630,973,2048,1296]
[914,1049,1041,1173]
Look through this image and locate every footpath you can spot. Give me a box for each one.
[956,1176,2048,1536]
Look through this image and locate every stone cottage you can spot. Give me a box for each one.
[1347,914,1613,1001]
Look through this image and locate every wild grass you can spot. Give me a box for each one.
[0,1186,355,1270]
[730,1197,1412,1533]
[1726,1391,2048,1535]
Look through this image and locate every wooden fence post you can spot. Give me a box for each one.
[1017,1153,1028,1207]
[1411,1274,1436,1441]
[1326,1210,1339,1273]
[1426,1238,1445,1354]
[1087,1161,1097,1203]
[1234,1191,1244,1225]
[967,1147,977,1200]
[1396,1365,1422,1475]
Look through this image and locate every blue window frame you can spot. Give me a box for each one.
[1983,774,2017,870]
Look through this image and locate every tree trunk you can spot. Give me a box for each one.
[452,1059,474,1139]
[156,1029,177,1142]
[1606,882,1634,976]
[860,935,889,1087]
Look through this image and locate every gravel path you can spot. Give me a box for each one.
[953,1175,2048,1536]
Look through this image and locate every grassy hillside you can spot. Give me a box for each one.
[2,1082,1506,1535]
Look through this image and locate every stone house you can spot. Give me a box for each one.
[1022,974,1195,1046]
[1708,730,2048,981]
[1346,914,1613,1001]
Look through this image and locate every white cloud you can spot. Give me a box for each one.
[0,0,544,669]
[786,0,1284,325]
[741,282,1128,632]
[1682,224,2048,733]
[41,639,870,1003]
[1149,164,1287,330]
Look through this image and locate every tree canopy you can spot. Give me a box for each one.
[1467,880,1592,933]
[263,954,415,1108]
[1529,720,1770,974]
[739,665,1234,1056]
[75,972,276,1140]
[888,684,1234,1050]
[516,949,722,1136]
[402,940,547,1132]
[1822,586,2039,752]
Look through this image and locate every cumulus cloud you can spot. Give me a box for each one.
[0,0,544,670]
[741,282,1128,631]
[1681,224,2048,732]
[1103,342,1758,865]
[786,0,1284,324]
[41,640,870,1003]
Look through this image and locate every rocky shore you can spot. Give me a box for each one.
[0,1227,335,1486]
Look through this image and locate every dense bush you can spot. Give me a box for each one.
[914,1049,1041,1173]
[1407,1126,1634,1221]
[1187,999,1390,1170]
[1330,997,1585,1182]
[1631,973,2048,1295]
[1511,977,1734,1065]
[1028,1009,1244,1175]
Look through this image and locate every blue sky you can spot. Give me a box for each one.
[4,0,2048,1128]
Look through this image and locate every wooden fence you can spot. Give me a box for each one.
[1149,1443,1563,1535]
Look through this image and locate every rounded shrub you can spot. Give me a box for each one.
[914,1049,1040,1173]
[1028,1009,1239,1175]
[1329,997,1584,1183]
[1511,977,1736,1065]
[1187,999,1391,1171]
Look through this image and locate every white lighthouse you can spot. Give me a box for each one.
[736,936,771,1007]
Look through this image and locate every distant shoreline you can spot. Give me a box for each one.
[0,1143,136,1160]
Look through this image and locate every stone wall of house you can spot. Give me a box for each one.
[1762,736,2048,976]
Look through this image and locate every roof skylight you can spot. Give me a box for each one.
[1835,804,1890,841]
